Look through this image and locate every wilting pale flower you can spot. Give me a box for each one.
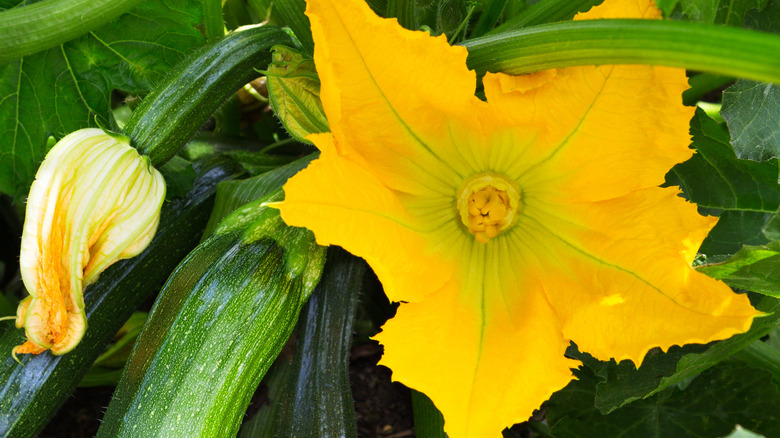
[14,128,165,356]
[277,0,760,435]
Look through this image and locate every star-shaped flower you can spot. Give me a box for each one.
[277,0,760,435]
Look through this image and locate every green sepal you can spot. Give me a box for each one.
[266,46,330,144]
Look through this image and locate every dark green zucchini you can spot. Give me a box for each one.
[0,156,245,438]
[412,390,447,438]
[123,25,292,166]
[272,246,365,437]
[97,196,325,438]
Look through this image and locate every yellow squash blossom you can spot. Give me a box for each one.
[276,0,760,435]
[14,128,165,357]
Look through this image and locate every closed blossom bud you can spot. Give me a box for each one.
[14,128,165,356]
[266,45,329,143]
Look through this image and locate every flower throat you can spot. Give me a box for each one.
[457,174,521,243]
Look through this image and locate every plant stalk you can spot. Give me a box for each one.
[465,19,780,84]
[0,0,143,62]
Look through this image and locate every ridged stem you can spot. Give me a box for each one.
[0,0,143,63]
[273,0,314,54]
[465,19,780,84]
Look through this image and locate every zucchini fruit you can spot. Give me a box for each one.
[0,157,244,438]
[123,25,292,166]
[97,196,325,438]
[275,246,366,438]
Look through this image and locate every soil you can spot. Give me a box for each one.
[37,342,414,438]
[351,343,414,438]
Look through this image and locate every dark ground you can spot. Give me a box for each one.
[37,342,415,438]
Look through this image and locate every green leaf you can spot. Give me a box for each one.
[273,0,314,54]
[683,73,733,106]
[547,363,780,438]
[661,0,767,24]
[470,0,509,38]
[721,0,780,162]
[436,0,468,38]
[699,210,772,256]
[222,149,298,176]
[486,0,603,35]
[770,326,780,347]
[666,110,780,213]
[202,0,225,42]
[721,81,780,161]
[655,0,681,15]
[742,0,779,31]
[664,109,780,255]
[697,241,780,296]
[733,340,780,384]
[715,0,768,27]
[681,0,719,23]
[585,296,780,413]
[0,0,206,199]
[266,46,329,143]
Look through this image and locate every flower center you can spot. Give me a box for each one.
[456,174,521,243]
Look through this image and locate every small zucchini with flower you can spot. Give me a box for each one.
[1,22,291,436]
[9,23,291,358]
[0,156,245,438]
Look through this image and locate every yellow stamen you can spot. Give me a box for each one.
[456,173,521,243]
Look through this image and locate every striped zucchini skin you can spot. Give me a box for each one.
[276,247,366,438]
[123,25,291,167]
[0,157,244,438]
[97,204,325,438]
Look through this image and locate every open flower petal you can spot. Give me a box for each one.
[279,132,455,303]
[306,0,487,196]
[523,187,759,363]
[376,241,578,437]
[483,0,693,202]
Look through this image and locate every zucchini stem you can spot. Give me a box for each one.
[0,0,143,62]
